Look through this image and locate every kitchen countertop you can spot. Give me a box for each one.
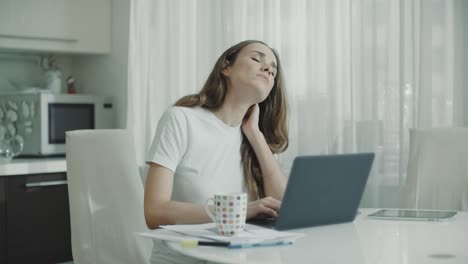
[0,157,67,176]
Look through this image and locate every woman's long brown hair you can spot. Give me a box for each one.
[175,40,288,200]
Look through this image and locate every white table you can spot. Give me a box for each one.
[167,208,468,264]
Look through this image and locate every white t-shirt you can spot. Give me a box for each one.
[146,106,246,264]
[146,106,245,205]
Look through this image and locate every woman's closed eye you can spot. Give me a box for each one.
[252,57,276,77]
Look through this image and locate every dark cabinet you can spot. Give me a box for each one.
[0,178,6,264]
[0,173,72,264]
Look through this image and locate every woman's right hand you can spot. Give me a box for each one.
[246,196,281,220]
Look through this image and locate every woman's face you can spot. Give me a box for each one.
[223,43,278,104]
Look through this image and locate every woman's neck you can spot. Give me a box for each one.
[211,96,251,127]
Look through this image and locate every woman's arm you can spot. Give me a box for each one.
[242,104,287,200]
[144,162,282,229]
[144,163,212,229]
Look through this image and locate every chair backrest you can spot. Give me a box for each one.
[401,128,468,211]
[66,129,152,264]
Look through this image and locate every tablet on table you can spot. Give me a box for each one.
[367,209,457,221]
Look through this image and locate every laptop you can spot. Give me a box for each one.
[249,153,375,230]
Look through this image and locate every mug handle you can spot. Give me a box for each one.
[204,198,216,223]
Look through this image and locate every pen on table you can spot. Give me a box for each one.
[180,240,231,248]
[228,240,293,249]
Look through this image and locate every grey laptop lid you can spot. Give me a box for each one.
[271,153,374,230]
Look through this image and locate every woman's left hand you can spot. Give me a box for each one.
[242,104,260,137]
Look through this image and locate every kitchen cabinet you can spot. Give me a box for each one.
[0,173,72,264]
[0,178,6,264]
[0,0,110,54]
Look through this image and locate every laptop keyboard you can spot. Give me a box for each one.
[247,218,277,229]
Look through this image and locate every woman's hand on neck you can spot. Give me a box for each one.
[212,101,262,140]
[241,104,262,139]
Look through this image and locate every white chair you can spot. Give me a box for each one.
[401,128,468,211]
[66,129,152,264]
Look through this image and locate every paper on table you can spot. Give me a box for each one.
[138,228,216,243]
[159,223,304,244]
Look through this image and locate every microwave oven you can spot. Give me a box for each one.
[0,93,114,156]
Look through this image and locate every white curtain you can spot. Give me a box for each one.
[128,0,465,208]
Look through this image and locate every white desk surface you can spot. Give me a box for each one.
[168,208,468,264]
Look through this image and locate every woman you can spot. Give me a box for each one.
[144,40,289,263]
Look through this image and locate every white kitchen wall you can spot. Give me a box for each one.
[72,0,130,129]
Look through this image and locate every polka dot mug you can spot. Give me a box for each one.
[204,193,247,236]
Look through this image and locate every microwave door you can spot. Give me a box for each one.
[42,103,95,155]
